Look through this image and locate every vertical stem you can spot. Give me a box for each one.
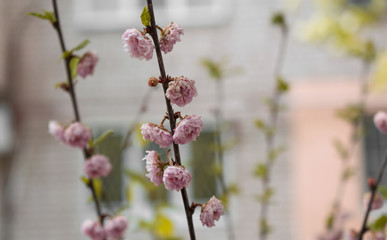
[145,1,196,239]
[52,0,103,221]
[214,78,235,240]
[259,26,288,240]
[357,153,387,240]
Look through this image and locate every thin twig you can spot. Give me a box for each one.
[357,153,387,240]
[52,0,103,222]
[145,0,196,239]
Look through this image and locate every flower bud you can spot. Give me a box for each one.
[373,111,387,134]
[148,77,159,87]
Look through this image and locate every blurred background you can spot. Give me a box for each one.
[1,0,387,239]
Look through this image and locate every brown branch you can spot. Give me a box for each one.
[145,0,196,239]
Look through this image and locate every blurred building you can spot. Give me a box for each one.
[1,0,387,240]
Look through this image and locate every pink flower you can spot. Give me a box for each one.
[160,22,184,54]
[364,232,385,240]
[163,166,192,191]
[200,196,224,228]
[173,115,203,145]
[122,28,154,60]
[317,229,343,240]
[143,151,164,186]
[165,76,198,107]
[374,111,387,134]
[140,123,173,148]
[81,219,106,240]
[48,120,66,142]
[83,154,112,179]
[105,216,128,239]
[64,122,92,148]
[77,51,99,79]
[363,192,383,210]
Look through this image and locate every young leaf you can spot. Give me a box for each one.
[276,76,289,93]
[369,215,387,232]
[71,39,90,52]
[332,139,349,160]
[27,11,56,23]
[271,12,286,29]
[69,57,80,79]
[268,146,286,162]
[260,218,273,235]
[254,118,266,130]
[80,176,90,185]
[92,130,115,148]
[258,188,274,204]
[325,212,335,230]
[141,6,151,27]
[254,163,267,179]
[378,185,387,199]
[342,167,355,181]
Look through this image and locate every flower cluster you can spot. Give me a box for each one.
[77,51,99,79]
[81,216,128,240]
[49,121,92,148]
[83,154,112,179]
[200,196,224,228]
[374,111,387,134]
[49,121,112,179]
[122,23,183,61]
[124,15,224,230]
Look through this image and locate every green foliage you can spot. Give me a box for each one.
[71,40,90,52]
[254,163,267,179]
[333,139,349,160]
[80,176,90,185]
[138,209,182,240]
[92,130,115,148]
[260,218,273,236]
[268,146,286,162]
[27,11,56,23]
[370,50,387,92]
[369,215,387,232]
[254,118,266,130]
[271,12,287,29]
[258,188,275,204]
[377,185,387,199]
[342,167,355,181]
[336,104,363,124]
[141,6,151,27]
[276,76,290,93]
[326,212,335,230]
[201,58,223,80]
[88,178,103,202]
[69,57,80,79]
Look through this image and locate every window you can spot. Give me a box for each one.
[363,115,387,185]
[72,0,234,31]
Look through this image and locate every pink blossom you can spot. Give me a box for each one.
[363,192,383,210]
[48,120,66,142]
[160,22,184,54]
[317,229,343,240]
[364,232,385,240]
[143,151,164,186]
[165,76,198,107]
[105,216,128,239]
[83,154,112,179]
[374,111,387,134]
[343,229,357,240]
[77,51,99,79]
[173,115,203,145]
[200,196,224,228]
[163,166,192,191]
[122,28,154,60]
[63,122,92,148]
[81,219,106,240]
[140,123,173,148]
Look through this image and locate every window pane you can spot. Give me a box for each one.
[96,134,123,203]
[363,115,387,185]
[192,131,217,199]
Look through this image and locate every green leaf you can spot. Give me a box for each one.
[326,212,335,230]
[258,188,274,204]
[254,163,267,179]
[276,76,289,93]
[27,11,56,23]
[71,39,90,52]
[201,58,222,80]
[336,104,363,124]
[342,167,355,181]
[141,6,151,27]
[378,185,387,199]
[370,215,387,232]
[80,176,90,185]
[260,218,273,235]
[268,146,286,162]
[333,139,349,160]
[69,57,80,79]
[254,118,266,130]
[271,12,286,29]
[92,130,115,148]
[226,183,239,195]
[59,51,72,60]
